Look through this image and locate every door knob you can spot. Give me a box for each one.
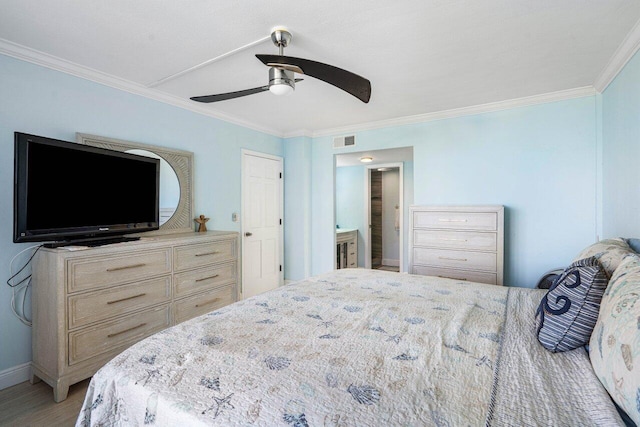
[245,232,252,237]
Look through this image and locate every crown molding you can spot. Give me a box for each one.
[0,38,283,138]
[594,18,640,92]
[308,86,596,138]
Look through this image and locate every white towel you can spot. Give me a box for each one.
[394,206,400,231]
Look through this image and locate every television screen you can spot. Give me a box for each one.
[14,132,160,245]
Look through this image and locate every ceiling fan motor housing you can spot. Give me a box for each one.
[269,67,295,92]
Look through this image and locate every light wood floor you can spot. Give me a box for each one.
[0,378,90,427]
[374,264,400,272]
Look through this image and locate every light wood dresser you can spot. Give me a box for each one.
[409,205,504,285]
[30,231,239,402]
[336,229,358,269]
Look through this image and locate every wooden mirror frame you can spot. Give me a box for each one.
[76,133,194,234]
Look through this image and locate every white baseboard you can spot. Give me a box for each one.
[382,259,400,267]
[0,362,31,390]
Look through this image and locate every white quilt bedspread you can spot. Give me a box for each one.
[76,269,623,426]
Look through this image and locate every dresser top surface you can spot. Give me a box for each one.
[39,230,238,256]
[410,205,503,212]
[336,228,358,234]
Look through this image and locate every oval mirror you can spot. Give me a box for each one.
[126,149,180,226]
[78,133,194,233]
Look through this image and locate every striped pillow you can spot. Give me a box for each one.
[535,257,608,352]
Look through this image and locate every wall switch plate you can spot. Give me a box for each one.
[232,212,238,222]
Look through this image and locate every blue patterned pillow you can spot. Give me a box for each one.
[589,253,640,425]
[536,256,608,352]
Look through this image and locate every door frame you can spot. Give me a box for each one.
[363,162,404,272]
[240,149,284,299]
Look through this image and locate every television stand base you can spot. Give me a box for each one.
[44,236,140,248]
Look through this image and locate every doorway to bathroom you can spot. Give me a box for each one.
[334,146,412,273]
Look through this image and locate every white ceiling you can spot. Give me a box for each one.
[1,1,639,137]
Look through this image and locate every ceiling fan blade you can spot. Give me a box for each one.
[190,85,269,103]
[256,54,371,103]
[190,79,304,103]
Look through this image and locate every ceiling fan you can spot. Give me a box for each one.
[190,27,371,104]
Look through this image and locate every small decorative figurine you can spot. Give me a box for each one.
[194,214,209,232]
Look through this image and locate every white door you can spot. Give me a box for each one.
[241,150,283,299]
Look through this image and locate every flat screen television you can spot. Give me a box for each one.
[13,132,160,247]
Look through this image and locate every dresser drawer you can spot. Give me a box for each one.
[174,240,236,272]
[67,249,171,293]
[68,305,171,365]
[413,247,496,272]
[413,229,497,251]
[174,262,237,298]
[412,266,497,285]
[413,211,497,231]
[68,276,171,329]
[174,283,236,324]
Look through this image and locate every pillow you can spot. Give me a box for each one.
[573,237,634,277]
[589,254,640,425]
[536,256,608,352]
[626,238,640,254]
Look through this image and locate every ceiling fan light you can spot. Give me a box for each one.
[269,83,294,96]
[269,67,295,96]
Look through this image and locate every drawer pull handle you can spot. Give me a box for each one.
[196,274,220,282]
[106,263,146,272]
[439,238,467,242]
[107,293,147,305]
[350,252,355,255]
[438,256,467,262]
[438,275,467,281]
[195,297,221,308]
[107,323,147,338]
[438,219,467,222]
[195,251,219,257]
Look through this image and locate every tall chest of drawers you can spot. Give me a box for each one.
[409,206,504,285]
[30,231,239,402]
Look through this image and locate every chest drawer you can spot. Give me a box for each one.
[412,266,497,285]
[68,305,171,365]
[174,283,236,324]
[68,276,171,329]
[67,249,171,293]
[413,247,496,272]
[413,211,497,231]
[174,240,236,272]
[174,261,237,298]
[413,230,497,251]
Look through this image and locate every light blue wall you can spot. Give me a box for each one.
[308,97,599,287]
[283,137,312,281]
[0,54,282,373]
[602,49,640,238]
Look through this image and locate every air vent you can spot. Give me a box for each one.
[333,135,356,148]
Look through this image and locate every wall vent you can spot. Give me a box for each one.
[333,135,356,148]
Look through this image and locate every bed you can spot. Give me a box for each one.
[77,238,640,426]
